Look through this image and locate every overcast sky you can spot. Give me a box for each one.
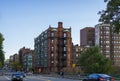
[0,0,106,59]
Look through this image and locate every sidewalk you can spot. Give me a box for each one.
[40,73,83,80]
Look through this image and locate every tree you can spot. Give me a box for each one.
[99,0,120,33]
[77,46,114,74]
[62,67,82,74]
[0,33,5,67]
[0,62,2,68]
[10,61,22,71]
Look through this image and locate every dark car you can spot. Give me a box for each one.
[11,73,23,81]
[17,72,26,77]
[82,73,114,81]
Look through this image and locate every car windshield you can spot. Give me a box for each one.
[98,74,111,78]
[12,73,21,76]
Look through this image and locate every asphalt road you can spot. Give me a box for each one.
[0,73,119,81]
[0,75,82,81]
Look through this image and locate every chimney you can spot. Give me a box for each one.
[58,22,63,28]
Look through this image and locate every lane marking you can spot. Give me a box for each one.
[37,78,51,81]
[4,76,11,80]
[24,78,28,81]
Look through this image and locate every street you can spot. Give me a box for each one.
[0,74,119,81]
[0,75,81,81]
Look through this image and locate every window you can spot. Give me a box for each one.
[64,33,66,37]
[106,50,109,53]
[106,55,110,58]
[44,34,47,38]
[64,54,66,57]
[106,36,109,39]
[51,32,54,37]
[51,39,54,44]
[76,54,78,57]
[51,61,54,63]
[64,40,66,44]
[106,27,109,30]
[76,48,78,52]
[106,45,110,48]
[106,41,110,44]
[64,47,66,51]
[51,53,54,57]
[51,47,54,51]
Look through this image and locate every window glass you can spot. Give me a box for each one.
[51,32,54,37]
[64,33,66,37]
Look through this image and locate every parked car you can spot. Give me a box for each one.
[11,72,23,81]
[82,73,114,81]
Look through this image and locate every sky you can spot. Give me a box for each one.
[0,0,106,59]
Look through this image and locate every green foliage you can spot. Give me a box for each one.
[0,33,5,67]
[62,67,82,74]
[99,0,120,33]
[10,61,22,71]
[77,46,114,74]
[0,62,2,68]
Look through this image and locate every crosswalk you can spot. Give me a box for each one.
[4,76,11,80]
[1,76,29,81]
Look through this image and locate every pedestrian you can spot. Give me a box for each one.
[60,71,64,78]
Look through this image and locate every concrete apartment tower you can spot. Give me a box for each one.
[95,23,120,66]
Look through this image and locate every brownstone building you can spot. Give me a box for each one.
[9,55,14,62]
[19,47,28,64]
[13,53,19,62]
[72,44,84,64]
[80,27,95,47]
[34,22,72,73]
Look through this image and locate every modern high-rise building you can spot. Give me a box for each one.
[95,23,120,66]
[9,55,14,62]
[34,22,72,73]
[13,53,19,62]
[18,47,34,71]
[80,27,95,47]
[23,50,34,72]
